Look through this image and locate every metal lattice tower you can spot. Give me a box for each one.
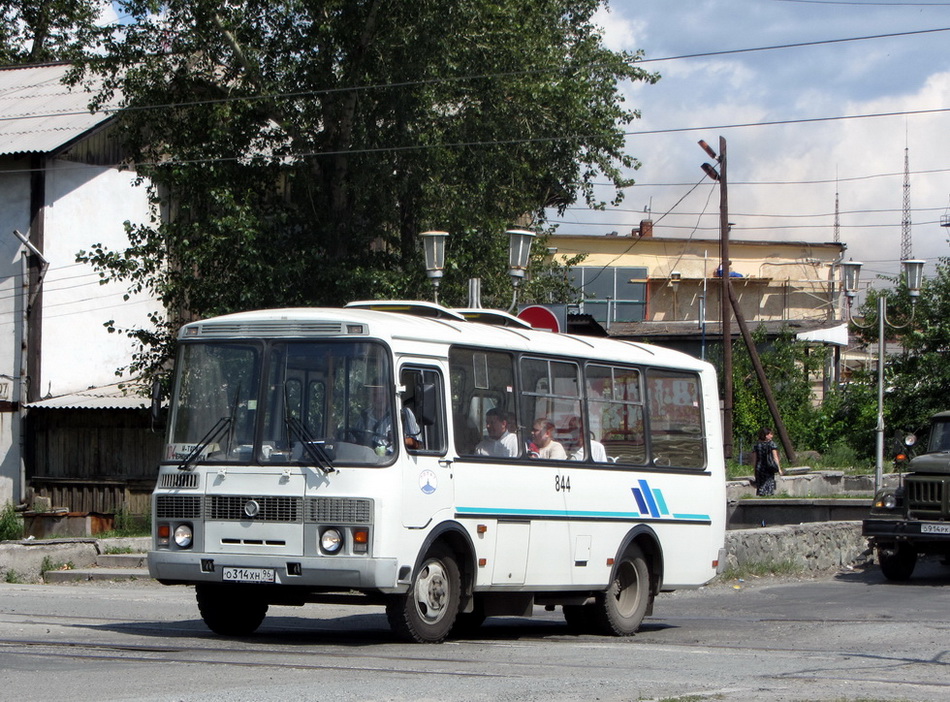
[901,145,913,260]
[833,187,840,244]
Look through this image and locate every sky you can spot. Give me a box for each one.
[552,0,950,290]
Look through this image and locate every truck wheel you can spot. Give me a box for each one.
[386,544,461,643]
[196,584,268,636]
[878,544,917,581]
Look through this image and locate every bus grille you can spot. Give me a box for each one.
[906,475,950,519]
[156,495,202,519]
[159,472,200,489]
[308,497,372,524]
[207,495,303,522]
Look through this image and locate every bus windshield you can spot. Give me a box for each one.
[166,339,394,467]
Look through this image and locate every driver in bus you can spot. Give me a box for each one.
[351,385,396,454]
[475,407,519,457]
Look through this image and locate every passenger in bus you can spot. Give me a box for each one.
[475,407,520,457]
[565,416,608,462]
[530,418,566,460]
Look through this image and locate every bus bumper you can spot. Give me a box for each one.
[148,550,400,590]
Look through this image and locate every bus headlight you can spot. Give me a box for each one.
[320,528,343,554]
[174,524,193,549]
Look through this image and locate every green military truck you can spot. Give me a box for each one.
[864,411,950,580]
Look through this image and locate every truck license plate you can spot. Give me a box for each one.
[222,567,276,583]
[921,523,950,534]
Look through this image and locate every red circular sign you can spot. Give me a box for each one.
[518,305,560,332]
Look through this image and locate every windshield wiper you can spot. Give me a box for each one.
[285,416,336,475]
[177,417,231,471]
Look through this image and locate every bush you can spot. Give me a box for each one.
[0,502,22,541]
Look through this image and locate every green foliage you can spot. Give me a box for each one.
[719,559,802,580]
[711,326,838,458]
[833,259,950,459]
[4,569,24,584]
[0,0,103,65]
[40,556,74,574]
[103,545,135,554]
[70,0,656,383]
[0,502,22,541]
[101,507,151,538]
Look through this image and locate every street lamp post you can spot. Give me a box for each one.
[507,229,535,311]
[842,259,925,491]
[420,230,449,303]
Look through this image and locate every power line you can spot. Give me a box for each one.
[5,25,949,123]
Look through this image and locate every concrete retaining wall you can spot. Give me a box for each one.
[724,521,872,572]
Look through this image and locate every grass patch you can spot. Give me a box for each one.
[40,556,74,574]
[103,545,135,554]
[719,559,802,580]
[4,569,24,584]
[96,526,151,539]
[99,508,150,538]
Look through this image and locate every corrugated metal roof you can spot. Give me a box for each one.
[0,63,116,156]
[26,382,150,410]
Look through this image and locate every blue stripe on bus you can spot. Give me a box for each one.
[455,506,710,521]
[638,479,661,518]
[652,489,670,516]
[631,487,649,514]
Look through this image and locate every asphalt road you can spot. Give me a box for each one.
[2,560,950,702]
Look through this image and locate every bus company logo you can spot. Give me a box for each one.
[419,469,438,495]
[631,479,671,519]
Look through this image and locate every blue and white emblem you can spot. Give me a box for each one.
[419,469,438,495]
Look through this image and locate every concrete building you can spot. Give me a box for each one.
[0,64,157,509]
[552,225,847,356]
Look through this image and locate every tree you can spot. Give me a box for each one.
[716,327,831,460]
[71,0,656,382]
[846,259,950,449]
[0,0,104,65]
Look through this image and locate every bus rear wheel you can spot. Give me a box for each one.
[195,584,268,636]
[593,544,652,636]
[387,544,461,643]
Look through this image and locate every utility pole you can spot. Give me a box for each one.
[700,137,795,462]
[699,137,732,458]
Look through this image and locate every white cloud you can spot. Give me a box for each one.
[555,1,950,288]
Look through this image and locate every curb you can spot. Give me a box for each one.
[0,537,150,584]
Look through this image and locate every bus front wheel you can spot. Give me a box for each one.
[593,544,652,636]
[195,584,268,636]
[387,544,461,643]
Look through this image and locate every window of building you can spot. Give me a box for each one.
[568,266,648,323]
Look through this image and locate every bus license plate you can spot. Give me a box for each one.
[222,567,276,583]
[921,523,950,534]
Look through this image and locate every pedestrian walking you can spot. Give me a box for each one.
[753,427,783,496]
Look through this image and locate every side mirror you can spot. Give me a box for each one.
[150,375,167,433]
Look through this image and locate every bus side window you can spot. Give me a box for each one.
[399,366,446,454]
[587,364,645,466]
[520,357,580,461]
[647,369,705,469]
[449,347,518,457]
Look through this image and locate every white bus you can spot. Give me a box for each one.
[148,301,726,643]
